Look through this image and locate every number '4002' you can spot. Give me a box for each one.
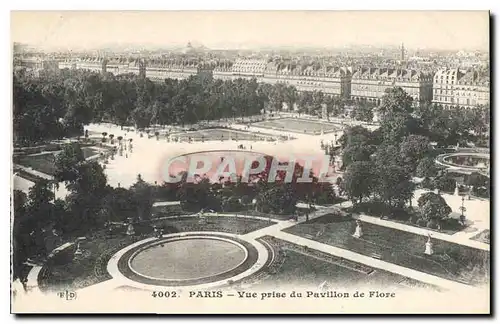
[152,291,177,298]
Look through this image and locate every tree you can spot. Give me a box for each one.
[12,190,29,283]
[339,126,376,169]
[342,161,375,204]
[338,126,373,149]
[177,174,221,212]
[378,87,414,119]
[352,102,374,122]
[65,161,108,232]
[373,144,403,171]
[378,88,421,144]
[434,173,457,193]
[342,144,374,168]
[421,177,435,190]
[417,192,452,222]
[130,175,154,221]
[465,172,489,188]
[102,187,136,223]
[374,164,414,208]
[256,183,297,215]
[54,142,85,183]
[416,157,439,178]
[399,135,431,172]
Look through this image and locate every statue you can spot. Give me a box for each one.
[454,183,459,196]
[352,220,363,238]
[73,237,87,261]
[126,218,135,236]
[424,234,434,255]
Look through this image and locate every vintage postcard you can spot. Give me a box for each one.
[11,11,490,314]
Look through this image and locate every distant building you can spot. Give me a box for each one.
[350,68,433,106]
[14,57,59,77]
[432,68,490,109]
[75,57,107,73]
[105,57,131,75]
[263,62,352,99]
[144,58,213,82]
[212,61,234,81]
[223,58,268,80]
[58,56,146,78]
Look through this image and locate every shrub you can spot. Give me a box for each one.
[426,219,439,229]
[416,218,427,227]
[421,177,435,190]
[223,198,243,212]
[435,173,456,192]
[240,195,252,205]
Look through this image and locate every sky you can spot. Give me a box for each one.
[11,11,490,51]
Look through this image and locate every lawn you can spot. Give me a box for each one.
[284,214,489,286]
[81,147,100,159]
[17,153,56,176]
[470,230,490,245]
[231,207,315,221]
[16,147,102,176]
[151,215,276,235]
[251,118,342,135]
[38,235,138,292]
[116,234,259,287]
[171,128,284,142]
[253,236,440,291]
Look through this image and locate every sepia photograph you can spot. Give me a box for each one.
[10,10,491,314]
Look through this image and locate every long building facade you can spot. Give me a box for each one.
[350,67,433,106]
[432,68,490,109]
[55,56,489,109]
[262,61,352,98]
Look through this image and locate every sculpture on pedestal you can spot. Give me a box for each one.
[126,218,135,236]
[424,234,434,255]
[353,220,363,238]
[73,237,87,261]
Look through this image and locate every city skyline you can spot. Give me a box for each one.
[11,11,489,52]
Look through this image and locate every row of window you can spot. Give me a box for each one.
[432,97,483,105]
[434,89,486,97]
